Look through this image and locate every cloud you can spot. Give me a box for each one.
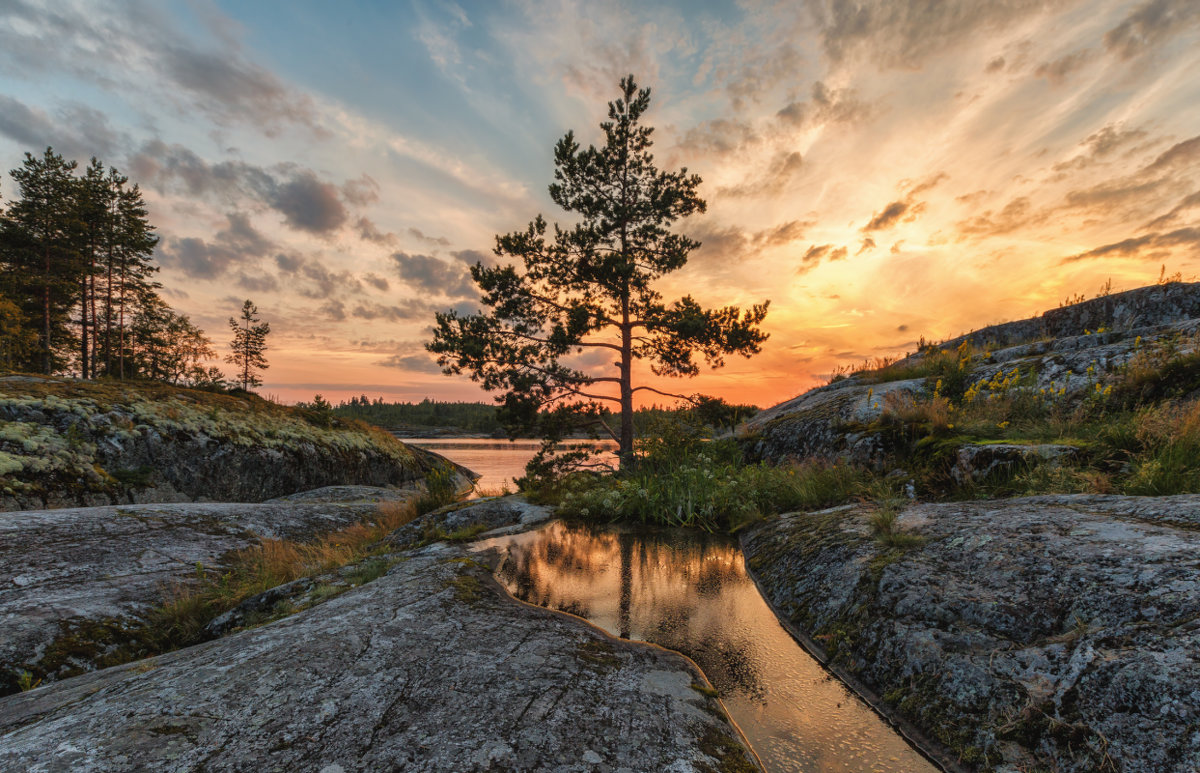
[1061,134,1200,215]
[1063,227,1200,261]
[798,243,848,273]
[391,252,476,298]
[408,227,451,247]
[356,217,398,245]
[272,253,359,299]
[864,201,910,231]
[957,196,1045,237]
[268,170,347,234]
[362,273,390,291]
[719,150,804,197]
[157,212,274,279]
[0,0,326,137]
[377,351,444,374]
[1033,48,1095,85]
[804,0,1059,69]
[0,96,130,164]
[340,174,380,206]
[776,81,874,129]
[129,140,359,235]
[1104,0,1200,60]
[1143,191,1200,230]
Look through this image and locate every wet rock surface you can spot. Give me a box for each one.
[387,494,555,548]
[741,493,1200,773]
[0,489,419,690]
[0,541,756,773]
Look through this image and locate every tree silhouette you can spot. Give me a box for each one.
[226,299,270,391]
[429,76,768,471]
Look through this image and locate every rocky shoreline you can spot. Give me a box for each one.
[0,494,758,772]
[740,494,1200,773]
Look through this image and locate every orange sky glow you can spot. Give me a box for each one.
[2,1,1198,408]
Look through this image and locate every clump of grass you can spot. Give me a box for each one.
[866,499,925,548]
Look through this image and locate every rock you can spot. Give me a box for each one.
[0,489,419,692]
[0,378,474,511]
[742,377,922,467]
[0,546,756,772]
[387,495,554,548]
[741,494,1200,773]
[952,443,1080,484]
[745,282,1200,467]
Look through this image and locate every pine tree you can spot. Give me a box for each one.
[428,76,768,471]
[1,148,85,374]
[226,299,270,391]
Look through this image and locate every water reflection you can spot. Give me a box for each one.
[474,521,937,773]
[405,438,618,492]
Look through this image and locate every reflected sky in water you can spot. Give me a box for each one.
[406,439,617,492]
[474,521,937,773]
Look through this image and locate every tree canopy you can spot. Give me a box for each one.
[428,76,769,472]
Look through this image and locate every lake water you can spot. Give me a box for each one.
[406,438,617,492]
[474,521,937,773]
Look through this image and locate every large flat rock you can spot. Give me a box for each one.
[741,494,1200,773]
[0,544,756,772]
[0,491,418,692]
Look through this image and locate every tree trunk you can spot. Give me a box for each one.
[619,294,634,468]
[42,244,51,375]
[79,273,89,379]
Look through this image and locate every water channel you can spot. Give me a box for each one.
[416,439,938,773]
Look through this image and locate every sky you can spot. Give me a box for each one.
[1,0,1198,409]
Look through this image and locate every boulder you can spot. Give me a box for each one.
[952,443,1081,484]
[741,494,1200,772]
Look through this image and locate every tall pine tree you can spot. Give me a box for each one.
[429,77,768,471]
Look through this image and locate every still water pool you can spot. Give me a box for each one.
[473,521,938,773]
[406,438,617,492]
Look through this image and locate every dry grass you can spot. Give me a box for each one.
[881,391,953,433]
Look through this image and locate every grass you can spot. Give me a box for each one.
[548,436,871,532]
[12,481,461,693]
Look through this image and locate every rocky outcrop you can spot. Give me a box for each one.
[951,443,1080,484]
[741,494,1200,773]
[0,377,473,511]
[0,488,428,693]
[744,282,1200,467]
[0,542,756,772]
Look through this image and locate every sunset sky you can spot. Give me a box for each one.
[1,0,1198,408]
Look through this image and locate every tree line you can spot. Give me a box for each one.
[0,147,269,390]
[328,395,757,436]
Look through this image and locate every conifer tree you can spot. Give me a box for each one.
[226,299,270,390]
[428,76,769,471]
[1,148,84,373]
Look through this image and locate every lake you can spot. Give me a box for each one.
[405,437,617,492]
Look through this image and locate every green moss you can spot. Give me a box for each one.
[695,726,760,773]
[444,574,483,604]
[575,639,621,672]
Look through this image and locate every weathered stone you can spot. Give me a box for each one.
[0,545,757,773]
[387,494,554,548]
[952,443,1080,484]
[745,282,1200,467]
[0,489,421,691]
[741,494,1200,773]
[0,378,473,511]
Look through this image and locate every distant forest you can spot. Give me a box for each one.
[332,396,759,435]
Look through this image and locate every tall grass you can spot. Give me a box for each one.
[553,436,870,532]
